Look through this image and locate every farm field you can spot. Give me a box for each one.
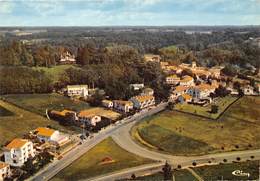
[174,96,238,119]
[1,93,90,116]
[132,96,260,155]
[52,137,153,181]
[193,160,259,181]
[0,100,72,147]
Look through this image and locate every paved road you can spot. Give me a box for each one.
[112,120,260,167]
[30,103,168,181]
[32,101,260,181]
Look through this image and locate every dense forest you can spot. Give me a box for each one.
[0,27,259,98]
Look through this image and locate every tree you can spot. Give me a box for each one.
[162,161,172,180]
[211,105,219,114]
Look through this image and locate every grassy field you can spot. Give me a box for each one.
[52,137,153,181]
[193,160,260,181]
[1,93,90,116]
[133,96,260,155]
[174,96,237,119]
[32,65,76,82]
[0,100,72,147]
[119,169,198,181]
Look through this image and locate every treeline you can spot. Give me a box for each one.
[61,44,170,100]
[0,44,170,100]
[0,66,53,94]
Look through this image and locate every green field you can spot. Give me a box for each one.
[119,169,198,181]
[133,96,260,155]
[193,160,260,181]
[52,137,153,181]
[32,65,76,82]
[0,100,72,147]
[174,96,238,119]
[1,93,90,116]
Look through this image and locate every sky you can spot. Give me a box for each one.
[0,0,260,26]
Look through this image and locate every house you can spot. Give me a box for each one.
[179,75,194,86]
[59,51,76,64]
[50,109,78,121]
[102,100,113,108]
[243,85,254,95]
[166,75,180,85]
[129,83,144,90]
[78,110,102,126]
[113,100,133,113]
[187,83,216,100]
[67,85,88,97]
[141,88,154,96]
[178,94,192,103]
[144,54,161,62]
[0,162,11,181]
[130,95,155,109]
[4,138,35,167]
[35,127,68,145]
[171,86,189,99]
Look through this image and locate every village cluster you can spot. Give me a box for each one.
[0,126,70,180]
[1,53,260,181]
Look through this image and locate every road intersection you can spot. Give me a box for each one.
[31,102,260,181]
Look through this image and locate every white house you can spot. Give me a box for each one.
[0,162,11,181]
[102,100,113,108]
[35,127,68,145]
[78,110,102,126]
[166,75,180,85]
[4,138,35,167]
[129,84,144,90]
[187,83,216,100]
[179,75,194,86]
[130,95,155,110]
[67,85,88,97]
[243,85,254,95]
[59,51,76,64]
[113,100,133,113]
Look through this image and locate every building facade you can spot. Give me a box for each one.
[130,95,155,109]
[4,139,35,167]
[0,162,11,181]
[67,85,88,97]
[113,100,133,113]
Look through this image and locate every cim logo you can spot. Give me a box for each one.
[232,170,250,177]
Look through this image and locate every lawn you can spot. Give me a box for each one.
[119,169,198,181]
[133,96,260,155]
[0,100,72,147]
[174,96,238,119]
[32,65,76,82]
[1,93,90,116]
[193,160,260,181]
[52,137,153,181]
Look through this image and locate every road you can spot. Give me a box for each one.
[30,103,168,181]
[112,119,260,166]
[32,101,260,181]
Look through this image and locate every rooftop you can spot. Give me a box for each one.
[5,138,28,150]
[35,127,56,137]
[0,162,9,169]
[132,95,154,102]
[67,85,88,89]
